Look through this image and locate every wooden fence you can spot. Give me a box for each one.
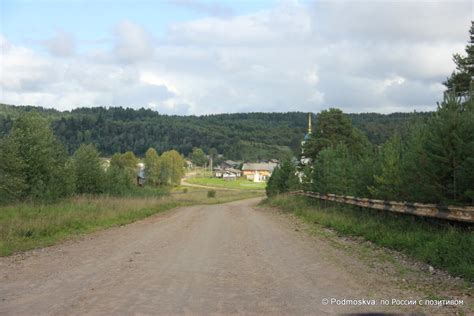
[288,190,474,224]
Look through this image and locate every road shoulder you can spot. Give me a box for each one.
[256,201,474,315]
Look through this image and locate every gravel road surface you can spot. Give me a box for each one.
[0,198,463,315]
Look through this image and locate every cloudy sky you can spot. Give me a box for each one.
[0,0,472,115]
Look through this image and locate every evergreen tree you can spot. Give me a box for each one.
[444,21,474,98]
[73,144,104,194]
[266,160,299,197]
[351,149,379,197]
[369,135,404,200]
[303,108,369,160]
[398,123,437,203]
[312,144,356,195]
[424,93,474,203]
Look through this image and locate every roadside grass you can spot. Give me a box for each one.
[0,188,263,256]
[187,177,266,190]
[264,195,474,282]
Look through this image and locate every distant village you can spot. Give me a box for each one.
[207,159,279,183]
[101,113,313,186]
[181,154,279,183]
[194,112,312,183]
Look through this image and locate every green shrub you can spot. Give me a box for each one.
[207,190,216,198]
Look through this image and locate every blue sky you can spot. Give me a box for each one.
[0,0,472,115]
[2,0,273,48]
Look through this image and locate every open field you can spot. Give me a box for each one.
[0,187,263,256]
[264,195,474,282]
[186,177,267,190]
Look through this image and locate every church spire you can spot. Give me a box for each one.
[308,112,312,134]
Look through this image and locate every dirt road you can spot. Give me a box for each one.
[0,198,466,315]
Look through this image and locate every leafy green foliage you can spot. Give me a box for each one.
[7,112,74,201]
[160,150,185,186]
[104,165,133,195]
[73,144,104,194]
[303,108,369,160]
[207,190,216,198]
[190,147,207,166]
[269,94,473,206]
[110,151,139,185]
[0,104,432,161]
[144,148,161,186]
[0,112,189,203]
[0,136,27,202]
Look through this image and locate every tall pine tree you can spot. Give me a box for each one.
[444,21,474,98]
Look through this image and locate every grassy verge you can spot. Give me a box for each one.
[264,195,474,281]
[187,177,266,190]
[0,188,263,256]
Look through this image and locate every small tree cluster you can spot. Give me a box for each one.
[0,113,75,202]
[190,147,207,167]
[144,148,185,186]
[266,160,300,197]
[0,112,187,203]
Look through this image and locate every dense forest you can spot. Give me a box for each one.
[0,103,431,161]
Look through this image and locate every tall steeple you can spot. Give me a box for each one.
[308,112,312,134]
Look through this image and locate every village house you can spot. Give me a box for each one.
[222,171,237,181]
[242,162,278,182]
[220,160,240,169]
[214,167,224,178]
[226,168,242,177]
[213,166,242,180]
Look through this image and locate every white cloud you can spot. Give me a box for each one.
[41,30,75,57]
[0,36,175,111]
[114,21,154,63]
[1,1,471,114]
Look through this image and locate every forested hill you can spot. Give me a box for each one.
[0,104,432,160]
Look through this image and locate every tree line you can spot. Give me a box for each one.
[0,104,431,162]
[267,22,474,206]
[0,112,185,204]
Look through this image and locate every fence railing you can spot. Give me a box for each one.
[288,190,474,224]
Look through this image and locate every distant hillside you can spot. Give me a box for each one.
[0,104,433,160]
[349,112,433,145]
